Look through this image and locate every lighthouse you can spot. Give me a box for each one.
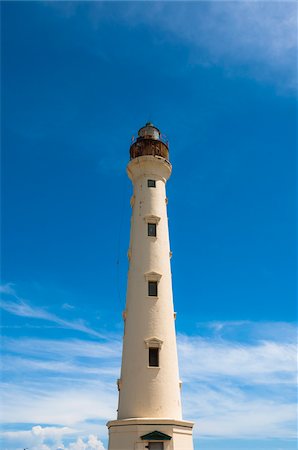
[107,123,194,450]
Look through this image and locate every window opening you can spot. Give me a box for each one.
[148,281,158,297]
[148,444,164,450]
[149,348,159,367]
[148,179,156,188]
[148,223,157,237]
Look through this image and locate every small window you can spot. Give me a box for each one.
[149,347,159,367]
[148,281,158,297]
[148,179,156,188]
[148,223,156,237]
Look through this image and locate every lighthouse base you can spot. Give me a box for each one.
[107,418,194,450]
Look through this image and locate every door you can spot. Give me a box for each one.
[148,443,164,450]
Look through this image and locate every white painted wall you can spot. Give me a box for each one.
[107,418,194,450]
[117,155,182,420]
[107,152,194,450]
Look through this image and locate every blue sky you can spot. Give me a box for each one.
[1,1,297,450]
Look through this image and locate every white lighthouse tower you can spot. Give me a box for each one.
[107,123,194,450]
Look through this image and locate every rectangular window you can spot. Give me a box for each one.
[148,223,156,237]
[149,348,159,367]
[148,281,158,297]
[148,179,156,188]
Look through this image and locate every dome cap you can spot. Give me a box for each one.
[138,122,160,140]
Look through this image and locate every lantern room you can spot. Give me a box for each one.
[129,122,169,161]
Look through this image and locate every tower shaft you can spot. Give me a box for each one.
[118,155,181,419]
[107,123,194,450]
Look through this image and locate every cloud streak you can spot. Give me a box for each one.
[1,286,296,444]
[64,1,295,93]
[0,285,105,339]
[178,334,297,385]
[128,1,297,92]
[1,323,297,444]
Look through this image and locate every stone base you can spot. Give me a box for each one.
[107,418,194,450]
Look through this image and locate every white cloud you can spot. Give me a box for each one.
[66,1,295,93]
[1,426,106,450]
[2,336,121,360]
[183,382,296,439]
[0,283,16,295]
[1,322,297,444]
[0,285,296,445]
[2,425,75,442]
[178,334,297,384]
[0,285,104,339]
[177,327,297,438]
[62,303,75,311]
[67,435,105,450]
[128,1,297,92]
[1,381,116,425]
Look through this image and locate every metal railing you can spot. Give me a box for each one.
[131,134,169,146]
[129,137,169,160]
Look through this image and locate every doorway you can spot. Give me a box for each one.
[148,443,164,450]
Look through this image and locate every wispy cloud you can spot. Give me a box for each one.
[1,380,116,425]
[121,1,297,92]
[53,1,295,93]
[0,283,16,296]
[178,333,297,384]
[185,385,296,439]
[0,285,104,339]
[2,336,121,360]
[1,285,296,444]
[62,302,75,311]
[1,322,297,445]
[178,331,297,439]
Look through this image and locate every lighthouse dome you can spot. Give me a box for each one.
[138,122,160,140]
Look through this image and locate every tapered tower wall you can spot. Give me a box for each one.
[107,124,194,450]
[118,156,182,419]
